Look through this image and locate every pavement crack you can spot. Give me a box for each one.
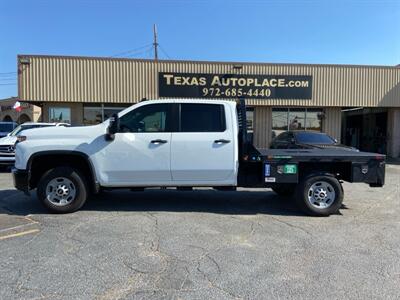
[122,260,149,275]
[205,254,221,275]
[145,212,161,254]
[270,216,313,236]
[190,244,242,299]
[178,266,190,292]
[196,260,242,300]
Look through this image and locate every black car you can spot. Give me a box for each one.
[270,131,358,151]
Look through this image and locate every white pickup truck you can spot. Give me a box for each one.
[13,99,385,216]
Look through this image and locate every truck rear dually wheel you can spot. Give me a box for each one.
[296,174,343,216]
[37,167,88,213]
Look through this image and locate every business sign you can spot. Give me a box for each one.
[159,72,312,99]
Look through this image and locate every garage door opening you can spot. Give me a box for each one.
[342,108,388,154]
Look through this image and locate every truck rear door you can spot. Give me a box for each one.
[171,103,236,184]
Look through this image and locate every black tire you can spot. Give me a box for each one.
[271,184,296,197]
[37,166,88,213]
[296,174,343,217]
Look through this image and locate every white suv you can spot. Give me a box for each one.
[0,122,69,167]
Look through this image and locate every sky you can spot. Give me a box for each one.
[0,0,399,99]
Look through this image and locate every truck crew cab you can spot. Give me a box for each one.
[12,99,385,216]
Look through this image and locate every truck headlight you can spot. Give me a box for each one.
[16,135,27,144]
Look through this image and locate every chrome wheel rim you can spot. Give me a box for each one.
[46,177,76,206]
[307,181,336,209]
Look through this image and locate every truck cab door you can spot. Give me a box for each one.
[171,103,237,185]
[94,103,173,186]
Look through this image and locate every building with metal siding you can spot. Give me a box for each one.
[17,55,400,157]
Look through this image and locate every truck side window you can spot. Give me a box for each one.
[180,104,226,132]
[119,104,169,133]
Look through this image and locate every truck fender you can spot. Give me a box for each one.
[27,150,100,193]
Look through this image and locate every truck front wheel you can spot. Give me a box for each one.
[37,167,88,213]
[296,174,343,216]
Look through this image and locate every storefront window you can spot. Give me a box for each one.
[49,107,71,123]
[306,109,323,131]
[83,104,129,125]
[83,106,102,125]
[272,109,289,139]
[246,108,254,144]
[272,108,322,139]
[289,108,305,131]
[104,107,126,121]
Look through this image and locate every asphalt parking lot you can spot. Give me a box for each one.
[0,165,399,300]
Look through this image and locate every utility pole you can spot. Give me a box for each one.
[153,24,158,61]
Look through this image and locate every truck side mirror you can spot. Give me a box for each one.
[106,113,120,141]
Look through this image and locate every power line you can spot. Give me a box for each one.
[146,47,153,59]
[125,45,154,58]
[0,72,17,76]
[111,26,172,60]
[159,44,171,59]
[0,83,17,86]
[110,44,153,57]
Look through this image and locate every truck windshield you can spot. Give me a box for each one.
[295,132,336,144]
[0,123,15,132]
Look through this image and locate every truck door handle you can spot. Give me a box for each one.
[150,139,168,144]
[214,139,231,144]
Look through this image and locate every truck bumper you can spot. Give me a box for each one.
[0,157,15,166]
[12,168,30,193]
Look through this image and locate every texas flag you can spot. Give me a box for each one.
[13,101,22,112]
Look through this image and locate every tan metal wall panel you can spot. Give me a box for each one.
[254,107,272,148]
[322,107,342,141]
[18,55,400,107]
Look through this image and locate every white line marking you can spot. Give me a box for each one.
[0,229,40,241]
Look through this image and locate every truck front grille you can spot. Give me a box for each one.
[0,145,15,154]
